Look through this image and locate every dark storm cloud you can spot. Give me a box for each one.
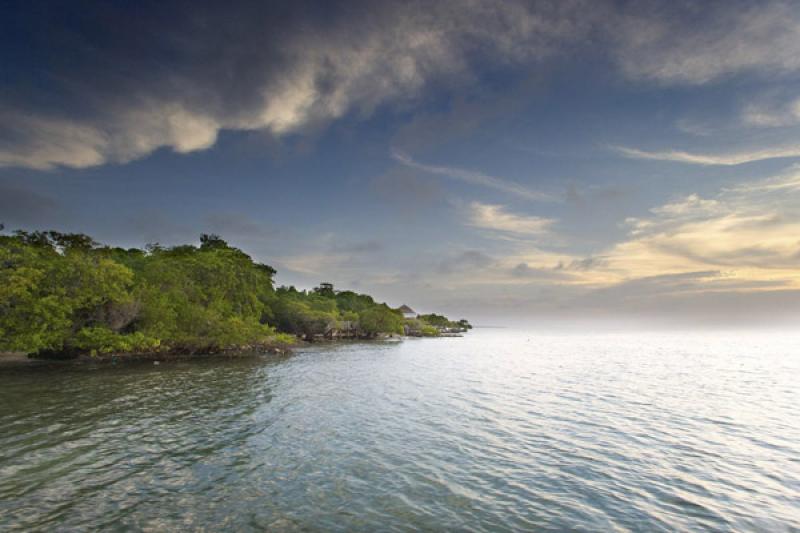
[0,0,598,170]
[3,1,800,171]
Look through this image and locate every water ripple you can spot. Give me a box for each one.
[1,331,800,531]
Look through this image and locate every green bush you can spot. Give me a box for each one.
[1,229,439,356]
[358,306,403,336]
[73,327,160,356]
[420,325,440,337]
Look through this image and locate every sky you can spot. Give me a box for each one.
[3,0,800,326]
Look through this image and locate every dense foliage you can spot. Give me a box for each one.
[416,314,473,332]
[0,230,432,357]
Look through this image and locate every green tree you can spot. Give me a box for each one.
[0,228,467,356]
[0,234,138,354]
[358,306,403,337]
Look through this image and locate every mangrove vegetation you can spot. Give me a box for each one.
[0,228,470,358]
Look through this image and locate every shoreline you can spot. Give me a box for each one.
[0,345,292,369]
[0,333,466,369]
[0,351,290,370]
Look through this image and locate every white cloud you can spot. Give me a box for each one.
[674,118,714,137]
[602,170,800,282]
[615,145,800,166]
[0,113,108,170]
[727,165,800,194]
[468,201,555,235]
[0,105,219,171]
[425,167,800,302]
[467,169,800,300]
[392,151,554,202]
[649,194,721,218]
[742,96,800,128]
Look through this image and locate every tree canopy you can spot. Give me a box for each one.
[0,229,458,357]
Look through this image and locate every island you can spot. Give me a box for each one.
[0,228,471,362]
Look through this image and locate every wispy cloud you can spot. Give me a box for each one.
[614,145,800,166]
[476,168,800,299]
[613,2,800,84]
[392,151,555,202]
[742,96,800,128]
[467,201,555,235]
[603,169,800,282]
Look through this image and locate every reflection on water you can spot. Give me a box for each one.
[1,330,799,531]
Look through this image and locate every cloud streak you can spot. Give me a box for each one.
[615,145,800,166]
[392,151,555,202]
[601,170,800,284]
[451,167,800,309]
[742,95,800,128]
[467,201,555,235]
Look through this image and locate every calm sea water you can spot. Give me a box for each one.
[1,329,799,531]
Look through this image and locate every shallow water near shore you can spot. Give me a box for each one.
[1,329,799,531]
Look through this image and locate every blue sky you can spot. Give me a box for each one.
[3,0,800,325]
